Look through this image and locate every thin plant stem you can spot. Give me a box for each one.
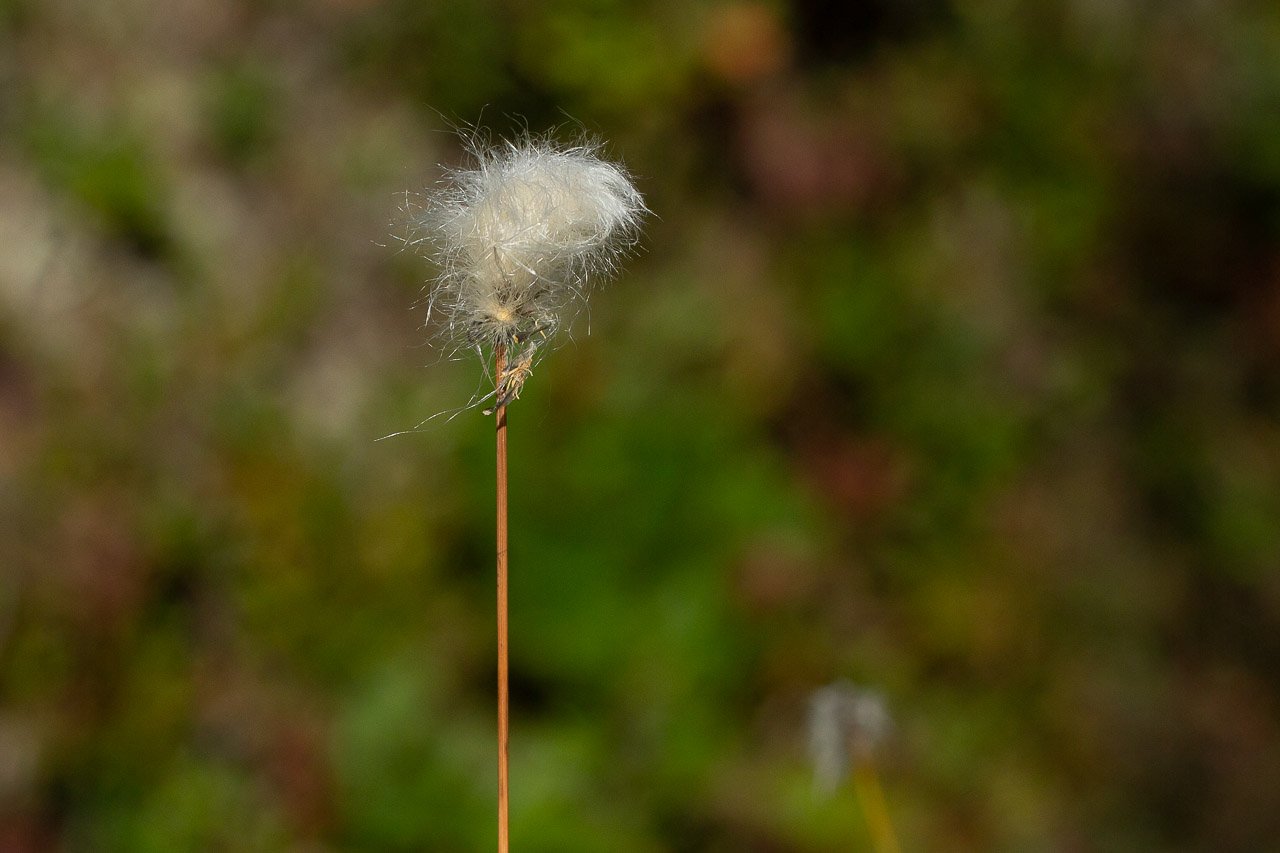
[852,761,900,853]
[495,343,510,853]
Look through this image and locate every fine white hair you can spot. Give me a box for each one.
[409,134,646,357]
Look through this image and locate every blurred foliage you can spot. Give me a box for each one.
[2,0,1280,851]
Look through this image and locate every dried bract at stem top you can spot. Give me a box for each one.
[406,134,646,410]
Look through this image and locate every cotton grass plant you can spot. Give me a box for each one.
[809,680,900,853]
[402,131,645,851]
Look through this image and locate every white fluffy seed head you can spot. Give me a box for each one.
[409,134,647,356]
[808,680,892,793]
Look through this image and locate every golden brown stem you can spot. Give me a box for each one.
[495,343,510,853]
[853,761,901,853]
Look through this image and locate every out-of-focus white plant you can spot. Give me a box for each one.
[808,680,900,853]
[405,133,646,412]
[809,679,893,792]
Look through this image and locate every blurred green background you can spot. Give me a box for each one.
[3,0,1280,850]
